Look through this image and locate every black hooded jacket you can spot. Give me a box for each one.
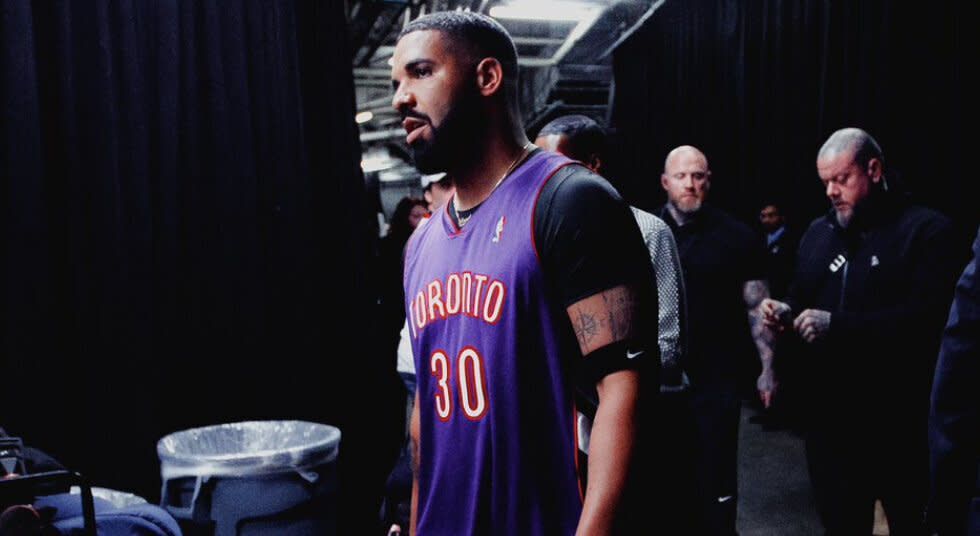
[786,193,962,427]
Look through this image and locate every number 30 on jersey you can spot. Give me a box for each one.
[430,346,489,421]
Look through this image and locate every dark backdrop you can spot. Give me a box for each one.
[3,0,978,531]
[607,0,978,250]
[0,2,403,533]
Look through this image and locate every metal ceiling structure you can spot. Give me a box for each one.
[345,0,662,202]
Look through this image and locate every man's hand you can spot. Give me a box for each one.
[756,368,778,409]
[793,309,831,343]
[760,298,793,331]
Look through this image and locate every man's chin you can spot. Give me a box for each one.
[411,145,445,174]
[676,199,702,215]
[413,158,446,175]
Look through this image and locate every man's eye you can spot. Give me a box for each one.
[414,66,432,77]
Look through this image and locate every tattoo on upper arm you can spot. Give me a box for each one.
[568,285,637,354]
[573,310,600,349]
[602,287,633,340]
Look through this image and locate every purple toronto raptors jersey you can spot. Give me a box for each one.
[403,150,584,535]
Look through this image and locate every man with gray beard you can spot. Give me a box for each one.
[656,145,774,535]
[761,127,961,535]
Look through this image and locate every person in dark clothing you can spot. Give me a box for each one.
[750,201,803,431]
[761,127,962,535]
[927,223,980,536]
[657,145,775,536]
[758,202,798,301]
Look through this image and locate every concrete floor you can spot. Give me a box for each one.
[736,402,822,535]
[736,403,891,536]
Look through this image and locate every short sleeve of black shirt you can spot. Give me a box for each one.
[533,164,653,306]
[532,162,658,397]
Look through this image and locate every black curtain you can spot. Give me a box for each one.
[608,0,978,248]
[0,1,403,532]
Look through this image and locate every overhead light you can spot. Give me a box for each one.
[355,111,374,124]
[379,168,413,182]
[489,1,599,22]
[361,149,398,173]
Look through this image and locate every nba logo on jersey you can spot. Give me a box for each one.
[492,216,506,243]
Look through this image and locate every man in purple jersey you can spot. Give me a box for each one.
[391,10,658,535]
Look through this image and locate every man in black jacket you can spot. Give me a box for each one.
[927,223,980,536]
[657,144,774,535]
[761,127,962,535]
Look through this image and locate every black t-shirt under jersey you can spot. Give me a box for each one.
[448,151,658,389]
[448,150,654,310]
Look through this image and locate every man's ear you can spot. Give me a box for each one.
[867,157,883,182]
[588,154,602,173]
[475,57,504,97]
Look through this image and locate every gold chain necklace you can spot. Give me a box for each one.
[454,142,532,227]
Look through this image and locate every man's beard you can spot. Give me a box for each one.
[835,206,853,228]
[671,195,703,215]
[410,86,480,174]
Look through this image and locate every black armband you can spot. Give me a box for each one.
[574,340,651,420]
[580,340,647,380]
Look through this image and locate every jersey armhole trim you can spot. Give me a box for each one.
[530,161,581,265]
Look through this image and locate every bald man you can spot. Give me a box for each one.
[656,145,773,536]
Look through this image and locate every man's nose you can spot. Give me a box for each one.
[392,88,414,111]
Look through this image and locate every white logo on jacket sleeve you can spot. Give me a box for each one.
[829,254,846,273]
[491,216,506,243]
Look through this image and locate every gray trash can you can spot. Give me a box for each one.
[157,420,341,536]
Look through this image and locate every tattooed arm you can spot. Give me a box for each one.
[744,279,778,408]
[568,285,637,353]
[567,284,641,536]
[531,165,657,534]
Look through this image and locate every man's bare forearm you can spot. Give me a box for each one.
[576,370,639,536]
[744,280,776,391]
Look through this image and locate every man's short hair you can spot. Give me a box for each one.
[399,10,519,82]
[536,114,607,162]
[818,127,884,169]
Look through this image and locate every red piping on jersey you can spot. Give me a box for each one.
[530,161,580,262]
[445,194,465,235]
[572,399,585,502]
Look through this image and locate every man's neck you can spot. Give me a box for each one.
[666,202,697,226]
[452,134,531,211]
